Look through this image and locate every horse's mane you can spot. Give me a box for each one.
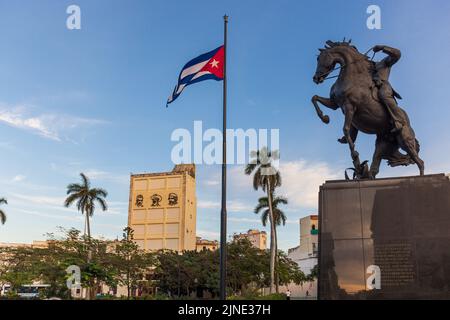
[321,39,376,74]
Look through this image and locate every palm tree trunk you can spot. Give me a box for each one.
[86,212,92,239]
[85,211,93,299]
[266,180,276,294]
[274,226,279,293]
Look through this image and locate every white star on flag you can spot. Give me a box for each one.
[209,59,219,68]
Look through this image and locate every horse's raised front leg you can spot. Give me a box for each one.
[311,95,338,124]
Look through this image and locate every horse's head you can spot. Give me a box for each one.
[313,49,336,84]
[313,39,359,84]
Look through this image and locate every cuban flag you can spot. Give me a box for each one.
[167,45,224,107]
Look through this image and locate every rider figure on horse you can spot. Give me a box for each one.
[372,44,406,133]
[338,44,406,143]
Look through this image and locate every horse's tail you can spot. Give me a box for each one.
[399,107,420,154]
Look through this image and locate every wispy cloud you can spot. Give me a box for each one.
[48,162,130,187]
[83,169,129,185]
[10,192,65,207]
[228,217,261,224]
[197,229,220,240]
[0,103,108,141]
[198,200,253,212]
[11,175,26,182]
[0,108,60,140]
[197,200,219,209]
[278,160,339,208]
[204,179,220,186]
[228,201,253,212]
[225,160,339,210]
[18,208,83,223]
[8,192,126,216]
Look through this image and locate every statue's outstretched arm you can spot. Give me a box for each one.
[382,46,401,66]
[373,45,401,67]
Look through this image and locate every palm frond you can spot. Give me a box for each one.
[274,171,282,188]
[0,210,6,225]
[95,196,108,212]
[273,209,287,226]
[85,202,95,217]
[273,196,288,206]
[253,169,262,191]
[64,193,81,207]
[79,173,90,188]
[66,183,83,194]
[254,197,268,214]
[77,196,88,214]
[90,188,108,198]
[244,163,257,175]
[280,211,287,225]
[261,209,269,227]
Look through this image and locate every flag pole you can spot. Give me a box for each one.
[219,14,228,300]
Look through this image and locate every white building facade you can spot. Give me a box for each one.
[279,215,318,299]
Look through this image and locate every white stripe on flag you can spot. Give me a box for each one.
[168,83,185,103]
[180,61,209,81]
[191,71,211,81]
[175,83,186,95]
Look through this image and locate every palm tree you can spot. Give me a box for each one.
[254,195,287,227]
[64,173,107,299]
[0,198,7,225]
[254,195,287,292]
[64,173,108,238]
[245,147,281,293]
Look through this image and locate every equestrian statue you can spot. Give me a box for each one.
[311,39,424,179]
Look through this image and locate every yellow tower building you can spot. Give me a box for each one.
[233,229,267,250]
[128,164,197,251]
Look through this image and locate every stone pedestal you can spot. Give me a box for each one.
[318,174,450,299]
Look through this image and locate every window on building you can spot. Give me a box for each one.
[311,224,318,235]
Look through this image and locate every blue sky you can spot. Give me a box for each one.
[1,0,450,250]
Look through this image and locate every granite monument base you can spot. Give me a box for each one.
[318,173,450,299]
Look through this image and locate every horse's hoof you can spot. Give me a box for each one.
[338,137,348,144]
[322,115,330,124]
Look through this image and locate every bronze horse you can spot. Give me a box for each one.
[311,40,424,179]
